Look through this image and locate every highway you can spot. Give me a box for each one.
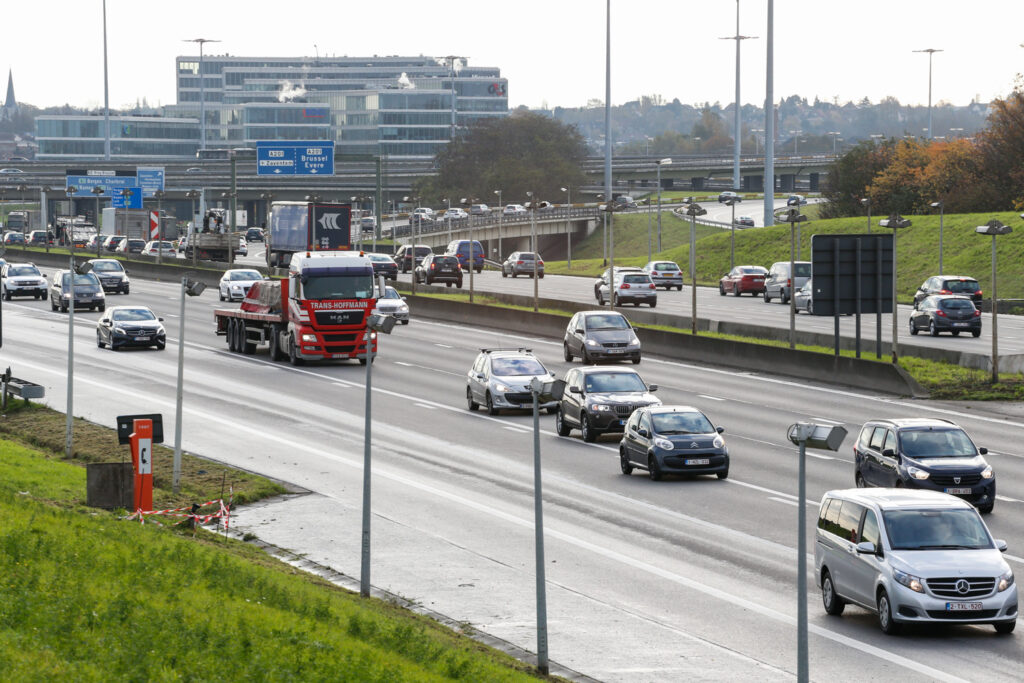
[5,268,1023,681]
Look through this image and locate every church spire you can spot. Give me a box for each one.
[3,69,16,113]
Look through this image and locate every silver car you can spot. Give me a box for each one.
[219,268,263,302]
[501,251,545,278]
[642,261,683,290]
[815,488,1016,635]
[563,310,642,364]
[466,348,558,415]
[372,286,409,324]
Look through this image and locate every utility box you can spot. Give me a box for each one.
[86,462,133,509]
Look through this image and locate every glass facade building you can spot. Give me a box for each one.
[38,55,508,160]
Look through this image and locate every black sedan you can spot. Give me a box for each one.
[96,306,167,350]
[366,252,398,281]
[554,366,660,442]
[619,405,729,481]
[909,295,981,337]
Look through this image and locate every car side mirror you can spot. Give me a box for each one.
[158,317,164,322]
[882,448,897,458]
[575,328,584,335]
[995,539,1008,553]
[638,428,650,438]
[979,447,988,455]
[647,384,658,392]
[855,541,877,555]
[401,296,407,301]
[569,386,582,394]
[716,426,725,434]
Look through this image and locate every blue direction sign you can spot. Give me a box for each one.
[65,174,136,196]
[256,140,335,176]
[136,167,165,198]
[111,187,143,209]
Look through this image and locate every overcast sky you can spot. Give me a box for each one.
[4,1,1022,111]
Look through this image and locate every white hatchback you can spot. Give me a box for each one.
[219,268,264,302]
[815,488,1016,634]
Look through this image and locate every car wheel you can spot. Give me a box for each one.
[909,319,918,335]
[647,455,662,481]
[807,301,813,315]
[111,341,120,352]
[716,469,728,480]
[123,286,129,295]
[219,290,225,301]
[781,291,790,305]
[485,392,498,416]
[719,284,726,296]
[581,415,596,443]
[876,589,900,635]
[555,408,571,436]
[502,270,508,278]
[619,449,633,475]
[60,301,68,313]
[401,319,409,325]
[546,405,558,415]
[51,297,58,311]
[929,320,939,337]
[733,287,742,297]
[971,329,981,338]
[563,343,573,362]
[539,274,544,279]
[2,289,9,301]
[288,334,304,366]
[581,347,592,364]
[97,334,105,348]
[855,472,867,488]
[951,330,960,337]
[466,387,479,412]
[631,356,641,365]
[978,503,994,514]
[764,291,771,303]
[994,621,1016,634]
[596,292,604,305]
[677,285,683,291]
[613,295,621,307]
[821,571,846,616]
[155,341,166,351]
[98,304,105,313]
[446,282,452,288]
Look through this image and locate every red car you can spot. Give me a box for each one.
[719,265,768,296]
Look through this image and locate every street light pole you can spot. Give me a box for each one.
[913,48,943,140]
[976,219,1014,383]
[560,186,571,268]
[720,1,757,193]
[494,189,503,260]
[656,158,671,252]
[603,0,612,267]
[879,214,911,364]
[102,0,111,160]
[91,186,104,256]
[930,201,944,273]
[173,275,206,494]
[154,190,166,265]
[783,208,808,349]
[861,197,871,234]
[726,198,738,269]
[183,38,220,152]
[684,199,708,334]
[763,0,775,227]
[64,186,77,459]
[261,192,273,269]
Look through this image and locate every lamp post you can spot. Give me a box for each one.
[460,197,477,303]
[913,48,943,139]
[153,190,166,265]
[827,131,841,155]
[184,190,200,267]
[683,199,708,334]
[40,185,52,253]
[91,186,104,256]
[221,190,236,265]
[560,186,571,268]
[64,186,78,458]
[725,197,739,269]
[403,195,419,295]
[930,201,944,273]
[121,188,134,255]
[360,308,397,597]
[782,207,807,349]
[720,0,756,192]
[182,37,221,151]
[790,130,803,155]
[861,197,871,234]
[526,194,548,313]
[879,214,911,364]
[173,275,206,493]
[656,158,671,252]
[494,189,503,259]
[16,184,29,244]
[260,191,273,269]
[976,219,1013,383]
[646,195,653,263]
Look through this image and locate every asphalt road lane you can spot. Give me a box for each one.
[6,274,1024,681]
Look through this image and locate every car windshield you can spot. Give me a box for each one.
[793,263,812,277]
[491,357,546,376]
[112,308,157,322]
[653,263,678,271]
[584,372,647,393]
[585,314,630,331]
[899,428,977,458]
[883,509,992,550]
[9,266,40,276]
[381,288,401,300]
[229,271,261,281]
[652,412,714,435]
[940,299,974,310]
[62,273,99,286]
[944,280,979,293]
[90,261,123,273]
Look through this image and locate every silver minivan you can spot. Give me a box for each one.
[815,488,1016,634]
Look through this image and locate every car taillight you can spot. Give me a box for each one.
[538,261,544,266]
[936,310,947,317]
[974,310,981,317]
[939,289,951,294]
[787,278,792,287]
[649,283,656,289]
[621,283,631,289]
[976,290,983,296]
[430,263,436,269]
[456,252,463,258]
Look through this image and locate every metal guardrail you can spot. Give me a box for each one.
[1,366,45,411]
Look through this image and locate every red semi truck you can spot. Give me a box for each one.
[214,250,381,364]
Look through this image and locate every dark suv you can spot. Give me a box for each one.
[394,244,432,273]
[555,366,660,442]
[913,275,983,308]
[415,253,463,287]
[853,418,996,513]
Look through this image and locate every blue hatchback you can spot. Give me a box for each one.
[444,239,484,273]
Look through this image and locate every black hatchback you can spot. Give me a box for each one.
[415,254,463,287]
[909,295,981,337]
[913,275,983,308]
[620,405,729,481]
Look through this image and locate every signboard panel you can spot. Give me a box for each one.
[66,167,164,197]
[256,140,335,176]
[65,174,136,196]
[111,187,143,209]
[811,233,893,316]
[136,167,165,197]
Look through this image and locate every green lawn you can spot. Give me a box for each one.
[0,419,550,681]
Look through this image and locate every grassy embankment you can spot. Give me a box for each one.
[409,289,1024,401]
[0,401,553,681]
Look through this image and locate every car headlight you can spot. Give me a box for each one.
[397,304,409,312]
[113,327,127,335]
[585,339,600,346]
[63,293,71,299]
[96,291,104,298]
[893,568,925,593]
[713,435,725,449]
[493,383,511,393]
[906,465,930,480]
[628,337,641,346]
[591,404,611,412]
[300,334,317,342]
[654,437,674,450]
[981,466,994,479]
[997,569,1014,592]
[156,326,165,335]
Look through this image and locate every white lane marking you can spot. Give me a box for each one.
[697,394,726,401]
[807,453,835,461]
[811,417,843,424]
[988,450,1024,461]
[434,343,453,348]
[768,496,799,507]
[995,495,1021,503]
[504,426,524,433]
[727,479,818,507]
[333,383,349,388]
[1006,554,1024,565]
[414,403,436,410]
[392,360,462,377]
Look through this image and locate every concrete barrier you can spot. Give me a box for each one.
[401,290,928,397]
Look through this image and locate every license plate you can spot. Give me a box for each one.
[946,602,983,611]
[753,278,763,282]
[953,322,969,327]
[134,336,150,341]
[607,349,624,354]
[618,419,626,426]
[945,487,972,495]
[441,268,452,272]
[685,458,710,466]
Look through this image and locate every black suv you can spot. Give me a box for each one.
[394,244,432,273]
[913,275,983,308]
[555,366,660,442]
[415,254,463,287]
[853,418,995,513]
[909,295,981,337]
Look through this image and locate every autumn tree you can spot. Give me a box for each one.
[974,87,1024,209]
[820,139,895,218]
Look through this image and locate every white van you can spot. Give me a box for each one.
[814,488,1016,634]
